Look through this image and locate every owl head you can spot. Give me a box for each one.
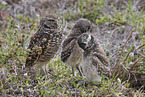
[73,18,91,34]
[40,14,58,29]
[77,33,94,50]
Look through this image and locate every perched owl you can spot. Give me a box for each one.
[25,14,62,73]
[61,18,91,76]
[77,33,111,83]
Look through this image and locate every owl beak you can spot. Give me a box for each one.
[84,34,92,48]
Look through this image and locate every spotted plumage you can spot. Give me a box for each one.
[25,14,62,69]
[61,18,91,76]
[77,33,111,83]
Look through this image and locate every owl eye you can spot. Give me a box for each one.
[78,40,86,50]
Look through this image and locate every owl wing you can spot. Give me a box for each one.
[91,56,110,77]
[91,52,110,77]
[26,29,51,67]
[28,29,51,49]
[62,37,74,48]
[62,32,78,48]
[93,42,109,65]
[92,52,109,66]
[61,39,76,62]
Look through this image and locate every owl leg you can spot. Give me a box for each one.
[72,66,83,76]
[45,63,49,79]
[76,65,83,76]
[41,64,49,80]
[72,66,75,76]
[27,67,37,80]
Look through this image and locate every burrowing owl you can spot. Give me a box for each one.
[61,18,91,76]
[77,33,110,83]
[25,14,62,73]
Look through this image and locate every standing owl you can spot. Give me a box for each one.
[25,14,62,73]
[61,18,91,76]
[77,33,111,83]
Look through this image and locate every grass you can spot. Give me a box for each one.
[0,0,145,96]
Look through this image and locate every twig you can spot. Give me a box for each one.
[137,43,145,50]
[116,28,136,66]
[139,53,145,58]
[122,47,134,65]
